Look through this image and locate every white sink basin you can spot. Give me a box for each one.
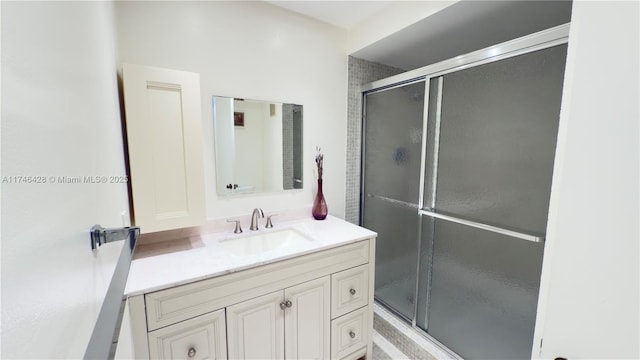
[219,228,313,256]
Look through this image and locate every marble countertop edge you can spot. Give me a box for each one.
[124,215,376,297]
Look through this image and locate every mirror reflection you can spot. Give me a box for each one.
[212,96,303,196]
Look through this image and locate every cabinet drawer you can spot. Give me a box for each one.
[331,264,369,319]
[331,307,369,359]
[148,309,227,360]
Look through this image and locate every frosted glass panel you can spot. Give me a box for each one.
[363,196,419,320]
[364,82,425,204]
[435,44,567,234]
[424,219,544,359]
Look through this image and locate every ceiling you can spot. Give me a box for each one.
[353,0,573,70]
[268,1,573,71]
[266,1,393,28]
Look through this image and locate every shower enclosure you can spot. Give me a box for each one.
[361,25,569,359]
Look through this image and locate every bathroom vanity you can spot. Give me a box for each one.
[120,63,374,359]
[124,215,376,360]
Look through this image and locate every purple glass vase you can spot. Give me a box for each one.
[312,179,328,220]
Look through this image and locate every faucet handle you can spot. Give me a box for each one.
[226,219,243,234]
[265,214,278,228]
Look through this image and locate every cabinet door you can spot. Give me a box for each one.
[122,64,205,233]
[227,290,285,360]
[147,309,226,360]
[284,276,330,360]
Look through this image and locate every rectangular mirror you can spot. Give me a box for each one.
[213,96,303,196]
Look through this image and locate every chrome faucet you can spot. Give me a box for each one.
[250,208,264,231]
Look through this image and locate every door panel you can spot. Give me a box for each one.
[284,276,330,360]
[227,291,285,360]
[363,81,425,322]
[433,45,568,235]
[422,44,568,359]
[363,196,419,320]
[423,219,544,359]
[363,81,425,204]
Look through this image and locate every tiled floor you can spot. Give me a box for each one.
[372,302,459,360]
[372,341,393,360]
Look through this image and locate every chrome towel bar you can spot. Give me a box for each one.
[418,209,544,243]
[365,193,544,243]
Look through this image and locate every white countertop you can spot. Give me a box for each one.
[125,215,376,296]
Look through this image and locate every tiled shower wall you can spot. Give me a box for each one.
[345,56,404,224]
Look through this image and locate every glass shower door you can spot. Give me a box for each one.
[416,44,568,359]
[362,81,425,321]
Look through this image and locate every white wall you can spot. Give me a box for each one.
[533,1,639,358]
[1,1,130,358]
[114,1,348,219]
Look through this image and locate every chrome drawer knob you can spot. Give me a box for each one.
[280,300,292,310]
[349,331,356,339]
[349,288,356,295]
[187,347,196,358]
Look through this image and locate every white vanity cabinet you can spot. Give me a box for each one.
[127,238,375,360]
[122,64,206,233]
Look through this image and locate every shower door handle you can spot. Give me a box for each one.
[418,208,544,243]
